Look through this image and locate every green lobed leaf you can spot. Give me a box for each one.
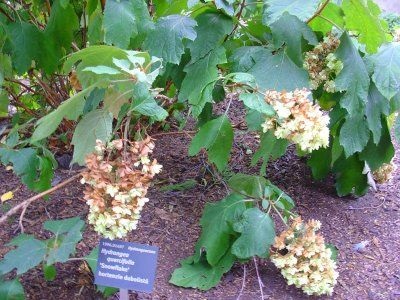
[188,12,232,62]
[83,66,120,75]
[63,45,128,88]
[368,43,400,100]
[0,148,53,192]
[307,146,332,180]
[231,207,275,258]
[46,221,85,265]
[230,46,309,91]
[71,109,113,165]
[0,238,46,275]
[262,0,321,25]
[103,0,153,49]
[189,115,234,171]
[169,251,235,291]
[215,0,235,16]
[365,83,390,144]
[359,120,395,171]
[342,0,387,53]
[270,13,317,66]
[333,154,368,196]
[335,32,370,116]
[251,131,288,175]
[193,194,246,266]
[239,93,274,116]
[83,88,105,114]
[88,7,104,45]
[130,84,168,121]
[339,114,370,157]
[44,217,84,235]
[309,3,345,34]
[6,22,42,74]
[246,109,266,131]
[144,15,197,65]
[228,173,267,199]
[266,181,295,213]
[31,86,96,142]
[41,0,79,73]
[179,47,227,116]
[0,279,25,300]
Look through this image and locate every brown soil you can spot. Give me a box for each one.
[1,99,399,300]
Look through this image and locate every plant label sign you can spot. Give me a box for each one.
[94,239,159,293]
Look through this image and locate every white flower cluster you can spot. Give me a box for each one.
[262,89,330,152]
[373,160,397,184]
[271,217,339,296]
[81,138,162,239]
[304,33,343,93]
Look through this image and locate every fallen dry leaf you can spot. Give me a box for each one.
[1,191,14,202]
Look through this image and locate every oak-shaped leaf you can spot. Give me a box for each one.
[231,208,275,259]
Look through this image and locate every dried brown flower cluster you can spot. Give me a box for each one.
[81,138,162,239]
[262,89,330,152]
[373,161,397,184]
[271,217,338,296]
[304,33,343,92]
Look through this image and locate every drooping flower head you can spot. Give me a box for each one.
[262,89,330,152]
[271,217,339,296]
[304,33,342,93]
[373,160,397,184]
[81,137,162,239]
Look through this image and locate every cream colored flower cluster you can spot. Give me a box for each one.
[81,137,162,239]
[304,33,343,93]
[261,89,330,152]
[373,160,397,184]
[271,217,338,296]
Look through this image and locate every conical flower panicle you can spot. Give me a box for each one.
[81,138,162,239]
[304,33,342,93]
[262,89,330,152]
[271,217,338,296]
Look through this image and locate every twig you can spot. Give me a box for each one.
[0,6,14,22]
[224,0,247,42]
[6,87,40,117]
[306,0,330,24]
[5,78,37,94]
[0,172,83,227]
[348,197,386,211]
[236,264,247,300]
[151,130,196,138]
[253,257,265,299]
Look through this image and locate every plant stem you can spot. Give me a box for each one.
[0,7,14,22]
[0,172,84,227]
[307,0,330,24]
[224,0,247,42]
[151,130,196,138]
